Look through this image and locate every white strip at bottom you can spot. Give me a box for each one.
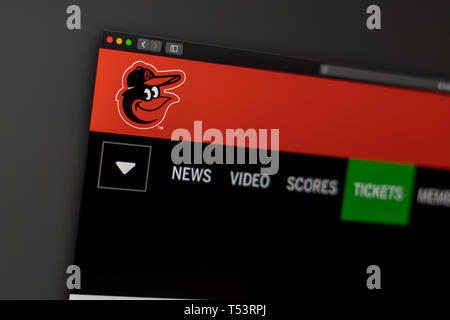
[69,294,185,300]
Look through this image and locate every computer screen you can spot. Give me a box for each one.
[71,31,450,299]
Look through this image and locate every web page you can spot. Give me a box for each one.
[72,31,450,299]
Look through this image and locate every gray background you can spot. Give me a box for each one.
[0,0,449,299]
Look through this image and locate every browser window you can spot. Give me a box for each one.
[71,31,450,299]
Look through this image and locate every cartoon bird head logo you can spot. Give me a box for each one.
[116,61,186,129]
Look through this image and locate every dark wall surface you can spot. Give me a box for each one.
[0,0,449,299]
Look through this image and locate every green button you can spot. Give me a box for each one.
[341,159,415,226]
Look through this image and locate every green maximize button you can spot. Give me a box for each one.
[341,159,416,226]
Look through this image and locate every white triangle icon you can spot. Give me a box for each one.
[115,161,136,175]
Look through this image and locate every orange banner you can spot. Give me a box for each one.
[90,48,450,169]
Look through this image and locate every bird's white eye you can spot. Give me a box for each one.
[144,88,151,100]
[151,86,159,98]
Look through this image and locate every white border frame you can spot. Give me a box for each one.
[97,141,152,192]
